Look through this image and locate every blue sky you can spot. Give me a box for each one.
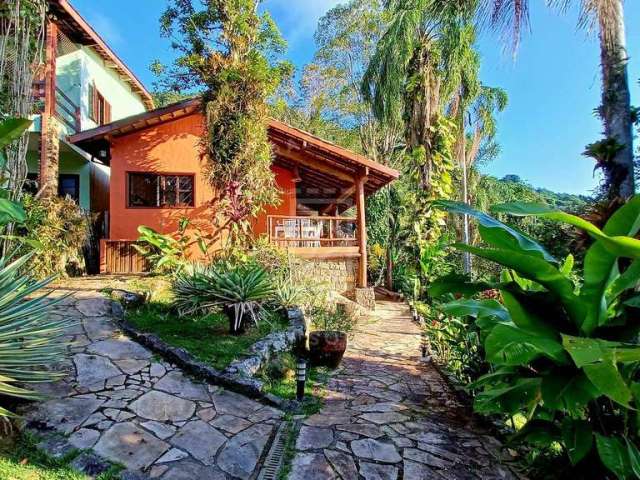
[71,0,639,196]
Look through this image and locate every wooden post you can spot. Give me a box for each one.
[39,19,58,197]
[355,173,367,288]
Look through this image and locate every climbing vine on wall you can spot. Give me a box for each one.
[158,0,293,245]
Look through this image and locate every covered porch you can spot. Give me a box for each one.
[267,119,400,288]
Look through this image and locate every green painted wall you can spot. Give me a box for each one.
[27,151,91,210]
[80,47,147,129]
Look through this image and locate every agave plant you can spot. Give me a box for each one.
[0,253,72,418]
[173,262,275,333]
[272,278,307,310]
[430,198,640,479]
[172,262,223,316]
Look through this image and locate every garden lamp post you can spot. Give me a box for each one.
[296,358,307,401]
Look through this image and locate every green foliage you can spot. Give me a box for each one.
[172,262,275,332]
[432,198,640,478]
[0,431,121,480]
[159,0,293,244]
[126,277,287,371]
[0,254,73,418]
[0,118,30,226]
[273,279,306,310]
[308,306,355,335]
[474,175,588,272]
[17,195,90,278]
[134,221,192,274]
[418,301,486,384]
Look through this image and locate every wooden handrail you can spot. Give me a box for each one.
[266,215,356,221]
[55,87,76,108]
[54,87,81,133]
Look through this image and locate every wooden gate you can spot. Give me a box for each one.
[100,240,151,274]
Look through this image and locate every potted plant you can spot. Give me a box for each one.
[308,305,354,368]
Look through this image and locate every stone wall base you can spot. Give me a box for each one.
[290,256,358,297]
[355,287,376,311]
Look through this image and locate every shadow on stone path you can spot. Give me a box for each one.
[24,278,283,480]
[289,299,518,480]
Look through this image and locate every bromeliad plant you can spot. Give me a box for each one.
[430,198,640,479]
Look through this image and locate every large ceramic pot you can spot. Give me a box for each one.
[309,331,347,369]
[224,305,248,335]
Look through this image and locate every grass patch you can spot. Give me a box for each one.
[258,353,330,416]
[123,277,289,371]
[277,421,301,480]
[0,432,120,480]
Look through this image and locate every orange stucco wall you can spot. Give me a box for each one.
[108,112,296,255]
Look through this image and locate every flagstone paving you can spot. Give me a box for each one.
[24,279,283,480]
[288,299,519,480]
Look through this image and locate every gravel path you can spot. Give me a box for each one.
[288,299,518,480]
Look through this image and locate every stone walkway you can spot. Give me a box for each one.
[25,279,283,480]
[289,299,517,480]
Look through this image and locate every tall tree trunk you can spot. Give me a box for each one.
[599,0,635,200]
[461,142,472,275]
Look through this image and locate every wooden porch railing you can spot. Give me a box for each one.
[101,239,150,274]
[267,215,358,248]
[33,80,81,133]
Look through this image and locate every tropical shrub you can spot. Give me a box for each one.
[417,301,486,385]
[308,305,355,335]
[0,118,29,230]
[0,253,73,419]
[172,262,275,333]
[134,221,192,274]
[430,198,640,479]
[17,195,90,278]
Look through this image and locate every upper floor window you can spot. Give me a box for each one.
[128,173,194,208]
[88,83,112,125]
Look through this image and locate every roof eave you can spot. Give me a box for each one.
[51,0,154,110]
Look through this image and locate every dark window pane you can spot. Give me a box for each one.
[163,176,177,206]
[58,174,79,202]
[177,176,194,206]
[179,176,192,190]
[178,191,193,206]
[129,173,159,207]
[128,173,193,208]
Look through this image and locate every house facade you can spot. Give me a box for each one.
[28,0,153,211]
[29,1,400,298]
[70,99,399,297]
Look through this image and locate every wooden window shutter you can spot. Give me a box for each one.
[88,83,97,122]
[103,100,112,124]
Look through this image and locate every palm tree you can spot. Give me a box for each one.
[450,83,508,273]
[362,0,477,200]
[479,0,634,200]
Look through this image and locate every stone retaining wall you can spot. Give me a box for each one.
[114,301,306,410]
[290,256,359,296]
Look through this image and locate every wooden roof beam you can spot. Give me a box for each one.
[273,145,355,184]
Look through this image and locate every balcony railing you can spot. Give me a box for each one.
[267,215,358,248]
[33,81,81,133]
